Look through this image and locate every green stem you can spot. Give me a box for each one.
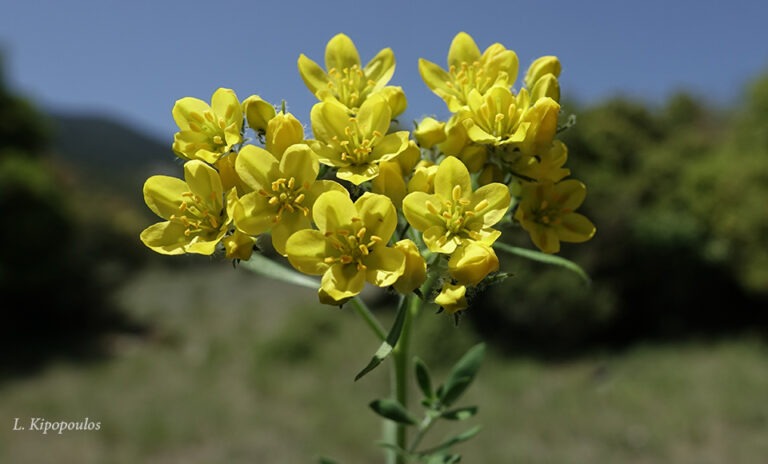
[348,296,387,341]
[386,294,421,464]
[409,413,438,454]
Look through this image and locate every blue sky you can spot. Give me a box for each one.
[1,0,766,141]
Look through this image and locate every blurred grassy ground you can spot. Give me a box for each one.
[1,266,767,463]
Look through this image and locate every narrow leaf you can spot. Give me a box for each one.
[438,377,472,406]
[239,253,319,289]
[317,458,339,464]
[414,357,433,399]
[441,406,478,421]
[493,242,590,284]
[369,399,417,425]
[354,298,408,381]
[420,426,482,455]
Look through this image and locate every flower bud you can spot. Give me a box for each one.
[448,242,499,285]
[223,230,256,261]
[378,86,407,117]
[524,56,561,90]
[392,239,427,294]
[243,95,276,133]
[266,112,305,159]
[435,282,468,314]
[407,162,438,194]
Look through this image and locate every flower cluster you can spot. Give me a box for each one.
[140,32,595,314]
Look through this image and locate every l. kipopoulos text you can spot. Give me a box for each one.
[13,417,101,434]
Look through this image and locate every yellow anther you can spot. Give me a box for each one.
[324,257,336,264]
[284,204,295,213]
[356,227,367,240]
[340,255,353,264]
[179,202,188,212]
[288,177,296,189]
[268,196,279,205]
[258,189,270,197]
[205,112,216,123]
[294,193,305,204]
[426,201,440,215]
[357,263,367,271]
[540,200,549,210]
[337,229,350,236]
[474,199,489,212]
[452,185,462,201]
[358,245,369,256]
[458,198,471,206]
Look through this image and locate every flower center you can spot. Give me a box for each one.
[445,61,494,104]
[334,120,383,165]
[327,65,376,109]
[323,221,383,271]
[258,176,310,223]
[426,185,487,247]
[532,199,566,226]
[169,191,223,237]
[186,110,230,150]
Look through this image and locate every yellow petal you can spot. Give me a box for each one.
[524,56,561,90]
[320,263,366,304]
[140,221,187,255]
[307,179,346,204]
[223,230,256,261]
[555,179,587,211]
[471,183,511,227]
[357,94,391,137]
[355,192,398,242]
[312,190,354,233]
[280,144,319,187]
[211,88,242,127]
[364,47,395,90]
[402,191,442,232]
[310,100,350,142]
[434,156,472,202]
[172,97,209,131]
[337,164,380,185]
[184,160,223,211]
[418,58,452,94]
[392,239,427,294]
[297,54,330,96]
[235,145,280,192]
[414,117,446,149]
[233,191,274,236]
[371,161,407,210]
[364,246,406,287]
[448,32,481,68]
[325,33,360,72]
[377,85,407,117]
[271,211,312,256]
[143,175,187,220]
[423,224,458,254]
[448,242,499,285]
[528,224,560,254]
[558,213,596,243]
[286,229,332,275]
[371,131,409,163]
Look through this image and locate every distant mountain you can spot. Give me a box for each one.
[49,112,181,196]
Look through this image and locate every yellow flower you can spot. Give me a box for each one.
[242,95,276,133]
[434,282,468,314]
[172,88,243,163]
[392,239,427,294]
[516,140,571,183]
[448,242,499,285]
[298,33,396,111]
[402,156,511,254]
[309,95,409,185]
[407,162,438,194]
[514,179,596,254]
[233,144,344,256]
[419,32,519,112]
[140,160,232,255]
[285,191,406,305]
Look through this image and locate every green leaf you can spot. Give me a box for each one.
[494,242,591,284]
[369,398,417,425]
[441,406,478,421]
[438,344,486,406]
[239,253,319,289]
[414,357,433,399]
[354,297,408,381]
[420,426,482,456]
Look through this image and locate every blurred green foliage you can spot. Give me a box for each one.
[475,74,768,353]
